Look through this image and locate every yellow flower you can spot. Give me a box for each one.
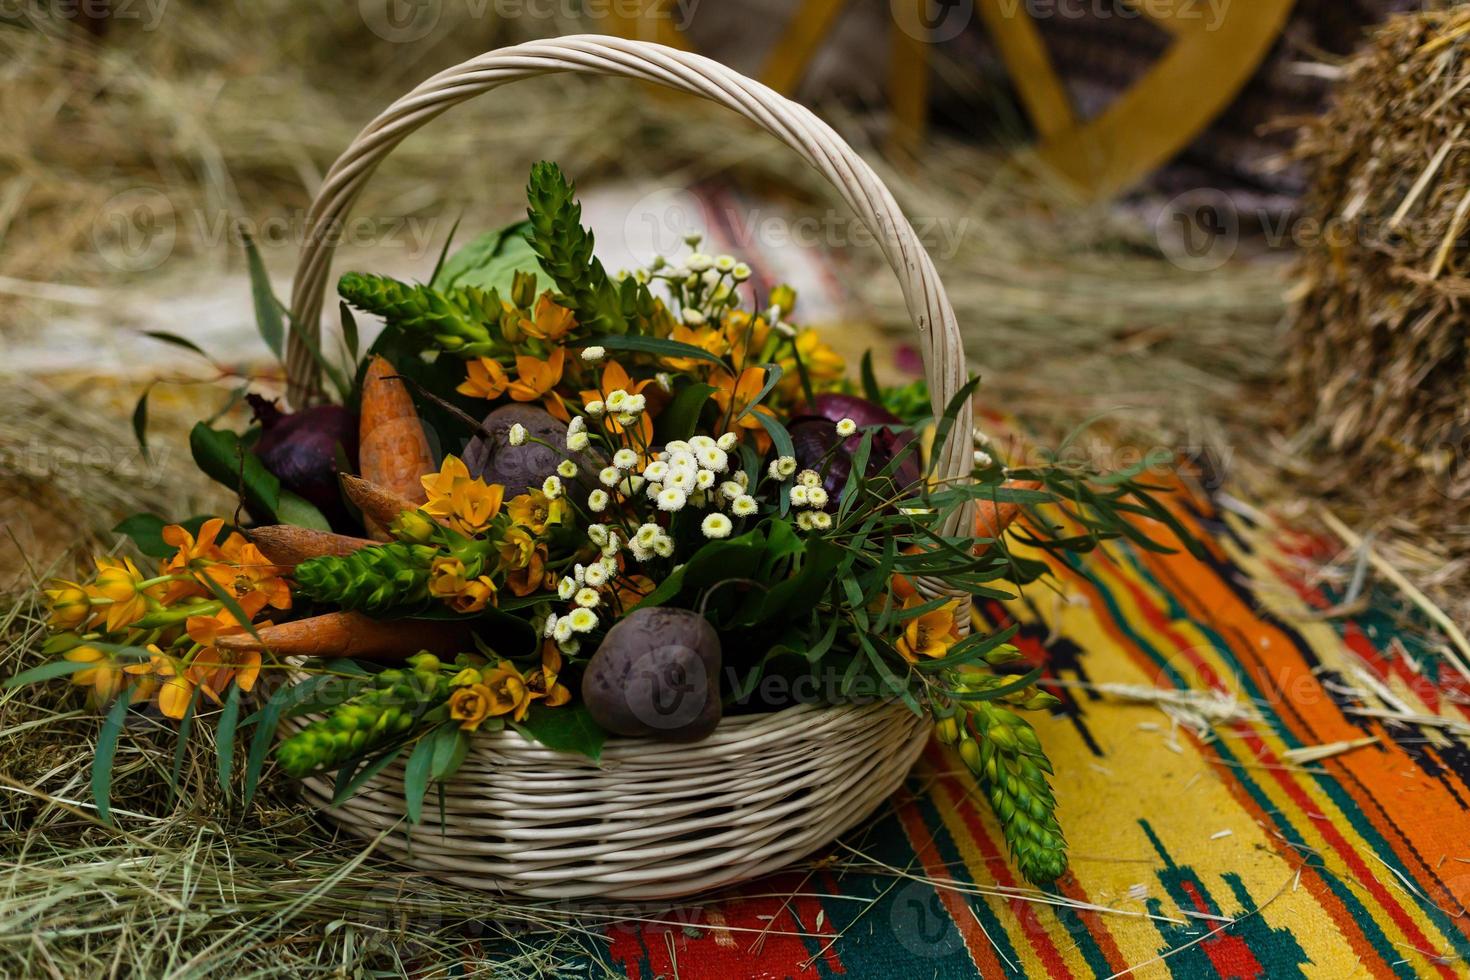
[793,329,843,381]
[448,683,496,731]
[894,596,960,663]
[517,294,577,342]
[44,580,91,631]
[497,528,547,597]
[667,322,730,370]
[448,575,497,613]
[421,455,506,536]
[457,356,512,400]
[507,489,568,536]
[428,557,469,598]
[526,643,572,708]
[484,663,535,722]
[88,556,155,632]
[508,347,566,402]
[64,645,123,703]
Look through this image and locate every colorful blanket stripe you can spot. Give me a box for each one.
[590,485,1470,978]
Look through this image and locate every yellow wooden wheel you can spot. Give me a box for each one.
[604,0,1295,200]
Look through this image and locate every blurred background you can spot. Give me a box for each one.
[1,1,1464,605]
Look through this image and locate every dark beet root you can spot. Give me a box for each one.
[248,394,359,531]
[580,607,722,741]
[790,393,921,502]
[463,405,599,494]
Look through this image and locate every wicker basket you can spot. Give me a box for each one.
[279,34,977,901]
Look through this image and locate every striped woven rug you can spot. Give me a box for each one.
[582,476,1470,978]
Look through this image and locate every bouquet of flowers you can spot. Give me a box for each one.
[19,163,1191,886]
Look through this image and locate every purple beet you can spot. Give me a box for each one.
[247,394,359,531]
[791,394,921,500]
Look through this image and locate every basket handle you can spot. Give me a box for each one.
[286,34,974,536]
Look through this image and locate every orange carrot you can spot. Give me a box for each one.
[340,474,435,538]
[215,612,472,662]
[245,526,375,568]
[359,355,434,536]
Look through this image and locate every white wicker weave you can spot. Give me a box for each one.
[280,34,976,900]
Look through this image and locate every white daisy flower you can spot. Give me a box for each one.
[720,480,744,501]
[629,540,654,563]
[585,399,606,417]
[557,459,578,479]
[568,415,586,436]
[790,485,809,506]
[558,576,577,599]
[777,456,798,477]
[835,418,857,438]
[508,423,527,446]
[644,461,670,481]
[731,495,758,517]
[657,487,687,512]
[807,487,829,508]
[621,474,646,495]
[668,449,697,470]
[572,563,587,583]
[605,389,629,411]
[768,457,793,480]
[581,346,607,362]
[599,466,621,488]
[587,489,609,512]
[574,587,600,609]
[686,252,713,272]
[811,511,833,530]
[796,511,817,531]
[645,480,663,500]
[652,535,675,558]
[553,618,574,642]
[624,393,647,414]
[542,476,563,499]
[681,307,706,326]
[666,468,696,493]
[974,450,994,468]
[613,448,638,470]
[702,513,733,539]
[732,262,751,281]
[701,268,721,287]
[714,254,736,272]
[689,435,716,450]
[583,563,608,587]
[567,430,590,452]
[587,523,608,546]
[614,411,638,428]
[798,469,821,488]
[543,613,559,638]
[695,469,715,490]
[697,447,728,472]
[558,637,581,655]
[636,523,662,547]
[567,608,599,633]
[734,470,750,488]
[716,432,739,451]
[665,440,692,453]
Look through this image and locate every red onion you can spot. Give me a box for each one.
[794,393,921,494]
[248,394,359,531]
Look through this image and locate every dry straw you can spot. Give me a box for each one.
[1289,9,1470,556]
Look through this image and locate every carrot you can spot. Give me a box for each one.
[245,525,375,568]
[215,612,472,662]
[341,474,435,538]
[359,355,434,536]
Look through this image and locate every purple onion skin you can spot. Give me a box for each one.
[248,395,359,531]
[793,393,921,497]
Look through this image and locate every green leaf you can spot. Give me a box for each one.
[739,364,784,421]
[275,490,332,531]
[4,657,103,688]
[429,723,469,780]
[189,422,281,521]
[913,624,1021,672]
[596,334,730,371]
[131,386,151,460]
[216,682,241,792]
[332,744,407,806]
[655,382,716,444]
[515,703,605,760]
[432,220,548,295]
[339,301,360,364]
[428,215,462,286]
[93,689,133,824]
[403,733,437,823]
[860,350,882,403]
[169,693,198,801]
[242,675,332,807]
[243,232,284,361]
[142,330,211,361]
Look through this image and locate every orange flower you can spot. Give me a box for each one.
[448,575,497,613]
[666,322,729,371]
[421,455,505,536]
[428,556,469,598]
[710,366,777,450]
[517,294,577,342]
[526,643,572,708]
[200,541,291,618]
[506,489,568,536]
[508,347,566,402]
[484,662,535,722]
[457,356,512,400]
[87,556,158,632]
[894,596,960,663]
[44,579,91,631]
[64,645,124,703]
[448,683,495,731]
[582,360,654,443]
